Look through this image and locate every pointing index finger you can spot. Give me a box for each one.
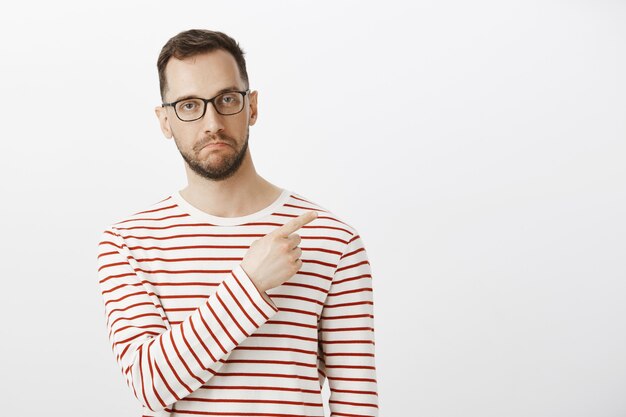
[274,211,318,238]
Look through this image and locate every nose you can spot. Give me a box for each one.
[200,101,225,134]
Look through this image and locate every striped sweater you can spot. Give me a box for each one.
[96,188,379,416]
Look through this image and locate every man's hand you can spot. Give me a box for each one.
[241,211,318,293]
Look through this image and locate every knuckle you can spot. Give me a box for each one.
[269,234,281,243]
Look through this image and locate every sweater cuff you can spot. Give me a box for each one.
[231,264,279,321]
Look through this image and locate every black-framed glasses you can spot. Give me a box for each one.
[162,89,250,122]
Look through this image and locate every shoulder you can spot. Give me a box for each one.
[98,193,181,238]
[285,189,361,242]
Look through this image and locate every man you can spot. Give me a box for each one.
[97,29,379,417]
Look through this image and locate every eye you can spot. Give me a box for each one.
[219,93,240,106]
[176,99,202,113]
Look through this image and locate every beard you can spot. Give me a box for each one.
[173,128,250,181]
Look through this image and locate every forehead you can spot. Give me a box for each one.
[164,49,243,99]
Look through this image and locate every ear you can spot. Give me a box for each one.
[155,106,173,139]
[248,90,258,126]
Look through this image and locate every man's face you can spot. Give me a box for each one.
[155,49,258,181]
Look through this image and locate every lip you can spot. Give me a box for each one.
[202,142,230,149]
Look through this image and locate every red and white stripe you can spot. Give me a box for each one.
[97,190,379,416]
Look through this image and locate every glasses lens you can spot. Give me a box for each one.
[215,92,244,115]
[175,98,205,121]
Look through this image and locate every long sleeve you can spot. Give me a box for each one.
[96,227,279,412]
[318,232,379,416]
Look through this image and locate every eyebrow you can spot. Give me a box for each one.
[172,86,242,102]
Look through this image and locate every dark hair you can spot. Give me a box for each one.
[157,29,249,100]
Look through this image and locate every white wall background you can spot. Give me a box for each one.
[0,0,624,416]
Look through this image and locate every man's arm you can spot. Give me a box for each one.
[97,227,279,412]
[318,231,379,416]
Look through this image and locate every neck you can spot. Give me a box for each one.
[179,152,282,218]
